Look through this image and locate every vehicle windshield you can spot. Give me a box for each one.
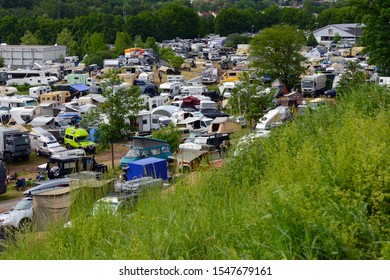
[125,149,141,159]
[161,89,170,94]
[14,199,32,210]
[47,142,59,148]
[57,119,68,126]
[194,137,208,144]
[14,137,29,146]
[76,136,88,142]
[302,81,314,88]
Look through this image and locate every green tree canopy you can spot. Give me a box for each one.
[114,32,131,56]
[20,30,39,45]
[152,124,182,153]
[350,0,390,75]
[306,33,318,47]
[88,32,107,54]
[93,70,144,171]
[250,24,306,89]
[56,28,77,55]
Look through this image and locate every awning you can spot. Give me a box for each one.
[70,83,90,92]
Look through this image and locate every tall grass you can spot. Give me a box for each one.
[1,84,390,259]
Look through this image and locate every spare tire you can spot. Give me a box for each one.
[50,166,61,178]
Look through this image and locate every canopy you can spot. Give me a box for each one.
[69,83,90,92]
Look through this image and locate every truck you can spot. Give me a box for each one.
[0,127,31,163]
[301,73,327,97]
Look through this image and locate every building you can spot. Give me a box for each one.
[0,45,66,69]
[312,23,364,45]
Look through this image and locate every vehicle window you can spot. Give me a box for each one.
[63,162,76,169]
[14,199,32,210]
[151,148,161,155]
[141,150,150,157]
[125,149,141,159]
[161,146,170,153]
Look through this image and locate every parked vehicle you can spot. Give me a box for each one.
[301,74,327,97]
[57,112,82,125]
[119,136,173,168]
[37,155,107,180]
[0,127,31,163]
[0,160,6,195]
[64,126,96,153]
[29,127,67,156]
[29,86,51,99]
[199,108,229,119]
[159,81,183,99]
[0,196,33,232]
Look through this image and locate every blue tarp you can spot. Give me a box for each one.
[69,83,90,92]
[126,157,168,181]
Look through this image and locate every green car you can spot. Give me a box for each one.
[64,127,96,153]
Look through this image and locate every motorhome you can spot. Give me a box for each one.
[141,95,169,111]
[255,106,292,131]
[0,95,37,108]
[159,81,183,99]
[29,86,52,99]
[179,85,207,97]
[65,73,90,85]
[9,106,38,124]
[29,127,67,156]
[6,76,56,86]
[134,110,161,135]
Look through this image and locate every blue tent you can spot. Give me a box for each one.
[126,157,168,181]
[69,83,90,93]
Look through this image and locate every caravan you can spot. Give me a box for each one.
[29,86,52,99]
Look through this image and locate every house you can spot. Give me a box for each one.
[312,23,364,45]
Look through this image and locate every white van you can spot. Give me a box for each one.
[159,81,183,99]
[30,127,67,156]
[179,85,207,97]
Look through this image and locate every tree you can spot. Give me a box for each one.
[114,32,131,56]
[20,30,39,45]
[133,35,144,48]
[250,24,306,89]
[224,33,252,49]
[144,37,159,54]
[88,32,107,53]
[333,32,341,43]
[350,0,390,75]
[229,72,275,128]
[56,28,77,55]
[152,124,182,153]
[337,61,368,95]
[306,33,318,47]
[93,70,144,172]
[0,56,4,68]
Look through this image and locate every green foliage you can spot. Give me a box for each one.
[88,32,107,53]
[56,28,77,56]
[133,35,144,48]
[2,84,390,260]
[83,50,114,67]
[0,56,4,67]
[223,33,252,49]
[144,37,159,54]
[306,33,318,47]
[114,32,131,56]
[333,32,341,43]
[151,124,182,153]
[250,24,306,89]
[337,61,368,95]
[349,0,390,75]
[20,30,39,45]
[160,47,184,69]
[229,72,274,127]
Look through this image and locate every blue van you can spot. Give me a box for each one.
[119,136,173,168]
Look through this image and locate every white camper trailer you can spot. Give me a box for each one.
[29,86,52,99]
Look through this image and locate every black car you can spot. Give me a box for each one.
[199,108,230,119]
[325,88,337,98]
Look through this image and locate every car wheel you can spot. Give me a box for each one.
[19,218,32,233]
[3,153,12,164]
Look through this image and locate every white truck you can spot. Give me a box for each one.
[301,74,327,97]
[159,81,183,99]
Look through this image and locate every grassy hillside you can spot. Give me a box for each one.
[2,84,390,259]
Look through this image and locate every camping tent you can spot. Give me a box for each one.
[126,157,168,181]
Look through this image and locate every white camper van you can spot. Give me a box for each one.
[29,127,67,156]
[159,81,183,99]
[29,86,52,99]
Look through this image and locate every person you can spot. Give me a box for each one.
[91,155,97,170]
[158,71,162,83]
